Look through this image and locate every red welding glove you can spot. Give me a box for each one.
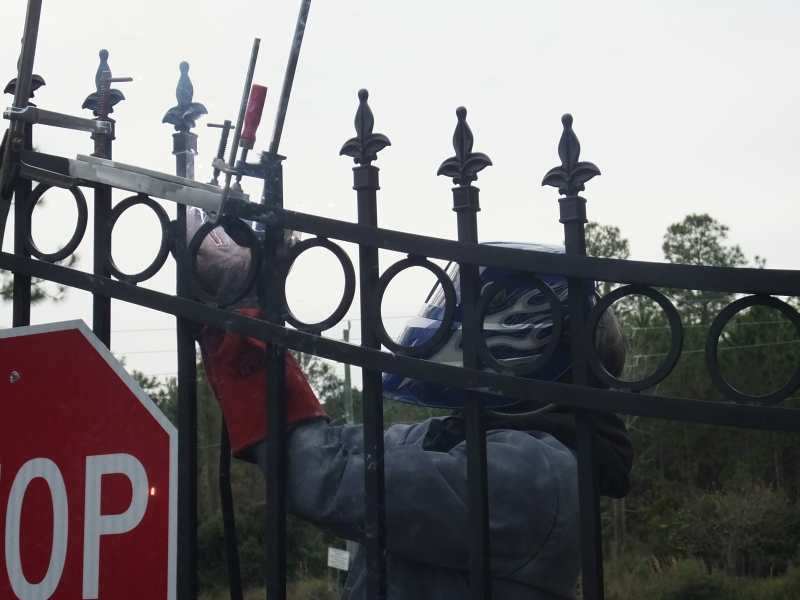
[199,308,327,457]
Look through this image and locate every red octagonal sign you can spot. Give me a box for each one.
[0,321,176,599]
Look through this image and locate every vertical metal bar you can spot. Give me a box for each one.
[437,106,493,599]
[268,0,312,155]
[173,127,198,600]
[7,0,41,323]
[174,131,197,180]
[0,0,41,253]
[11,123,32,327]
[219,39,260,213]
[339,89,391,599]
[91,129,112,347]
[342,323,360,567]
[343,323,353,423]
[259,152,288,600]
[10,1,42,119]
[87,50,116,348]
[354,163,387,600]
[453,185,491,600]
[219,420,244,600]
[546,114,605,599]
[561,199,604,599]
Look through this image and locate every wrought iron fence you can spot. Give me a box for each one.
[3,17,800,600]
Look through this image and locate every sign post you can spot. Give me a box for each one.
[0,321,177,599]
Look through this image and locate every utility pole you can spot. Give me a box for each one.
[343,321,353,424]
[342,320,359,577]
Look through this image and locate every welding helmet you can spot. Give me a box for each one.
[382,242,622,409]
[186,207,300,307]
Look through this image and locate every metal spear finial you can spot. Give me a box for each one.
[437,106,492,186]
[163,61,208,133]
[339,89,391,166]
[541,113,600,196]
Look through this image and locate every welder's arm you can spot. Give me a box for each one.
[275,420,578,572]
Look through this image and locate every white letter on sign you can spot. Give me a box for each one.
[82,453,149,599]
[4,458,69,600]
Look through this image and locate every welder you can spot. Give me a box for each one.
[192,212,632,600]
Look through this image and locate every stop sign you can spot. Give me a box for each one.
[0,321,176,599]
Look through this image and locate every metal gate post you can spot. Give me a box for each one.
[438,106,493,600]
[83,49,120,348]
[340,89,390,600]
[260,150,289,600]
[543,114,604,599]
[11,120,32,327]
[164,62,203,600]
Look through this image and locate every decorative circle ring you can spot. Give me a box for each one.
[586,285,683,391]
[282,237,356,333]
[105,194,171,284]
[24,183,88,263]
[188,215,261,307]
[706,294,800,405]
[475,275,563,376]
[374,256,456,358]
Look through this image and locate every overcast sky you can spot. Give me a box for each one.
[1,0,799,380]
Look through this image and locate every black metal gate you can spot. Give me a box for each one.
[2,4,800,600]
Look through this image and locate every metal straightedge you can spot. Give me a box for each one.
[4,105,112,135]
[72,155,249,213]
[17,150,248,214]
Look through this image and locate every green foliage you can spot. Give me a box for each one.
[591,214,800,591]
[667,486,800,577]
[585,222,631,261]
[606,557,800,600]
[586,221,631,298]
[198,501,335,591]
[662,214,746,268]
[662,213,747,324]
[658,560,731,600]
[200,579,338,600]
[286,578,339,600]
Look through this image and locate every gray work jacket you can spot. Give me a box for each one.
[256,417,580,599]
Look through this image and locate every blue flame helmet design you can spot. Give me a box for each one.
[382,242,595,409]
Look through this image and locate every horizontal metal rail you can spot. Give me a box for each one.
[4,250,800,433]
[240,207,800,296]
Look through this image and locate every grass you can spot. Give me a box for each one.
[605,556,800,600]
[199,578,339,600]
[200,558,800,599]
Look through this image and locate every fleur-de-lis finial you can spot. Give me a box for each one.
[82,49,126,117]
[541,114,600,196]
[162,61,208,133]
[339,89,391,165]
[4,74,45,106]
[437,106,492,186]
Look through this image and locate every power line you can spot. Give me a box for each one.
[627,320,795,332]
[629,339,800,361]
[109,315,417,335]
